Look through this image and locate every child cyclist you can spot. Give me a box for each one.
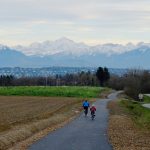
[82,100,90,116]
[90,104,96,118]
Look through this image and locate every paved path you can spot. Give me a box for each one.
[142,104,150,109]
[142,94,150,109]
[29,91,120,150]
[144,94,150,97]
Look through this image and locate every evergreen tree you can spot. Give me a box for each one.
[104,67,110,82]
[96,67,110,86]
[96,67,105,86]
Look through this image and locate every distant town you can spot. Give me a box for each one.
[0,67,128,77]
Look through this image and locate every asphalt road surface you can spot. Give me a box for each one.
[29,91,120,150]
[142,103,150,109]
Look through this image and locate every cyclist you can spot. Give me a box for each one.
[82,100,90,116]
[90,104,96,119]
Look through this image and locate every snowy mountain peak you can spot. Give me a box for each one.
[55,37,75,43]
[0,39,150,68]
[0,44,10,50]
[8,38,150,57]
[13,37,89,56]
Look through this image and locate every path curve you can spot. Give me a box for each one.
[142,104,150,109]
[29,91,120,150]
[142,94,150,109]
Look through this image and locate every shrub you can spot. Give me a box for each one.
[108,69,150,100]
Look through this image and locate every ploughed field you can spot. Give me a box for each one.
[0,96,81,132]
[0,86,102,150]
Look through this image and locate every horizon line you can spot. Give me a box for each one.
[0,37,150,47]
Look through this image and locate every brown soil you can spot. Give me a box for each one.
[107,101,150,150]
[0,96,84,150]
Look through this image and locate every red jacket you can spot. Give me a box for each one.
[90,106,96,112]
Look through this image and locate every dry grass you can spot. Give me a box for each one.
[0,96,84,150]
[108,101,150,150]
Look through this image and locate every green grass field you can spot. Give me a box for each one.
[144,95,150,103]
[0,86,104,98]
[120,100,150,129]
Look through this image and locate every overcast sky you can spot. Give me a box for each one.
[0,0,150,46]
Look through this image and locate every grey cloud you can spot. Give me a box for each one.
[0,0,149,23]
[0,0,149,45]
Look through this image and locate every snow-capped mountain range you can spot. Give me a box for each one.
[0,37,150,68]
[13,38,90,56]
[13,37,150,56]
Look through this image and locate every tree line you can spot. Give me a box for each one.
[0,67,110,87]
[1,67,150,101]
[108,69,150,100]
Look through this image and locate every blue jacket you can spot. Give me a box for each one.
[83,101,90,107]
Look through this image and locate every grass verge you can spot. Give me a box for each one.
[120,100,150,129]
[143,95,150,103]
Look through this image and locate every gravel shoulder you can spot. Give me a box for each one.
[108,100,150,150]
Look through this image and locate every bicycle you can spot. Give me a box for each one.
[84,108,88,116]
[91,111,95,120]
